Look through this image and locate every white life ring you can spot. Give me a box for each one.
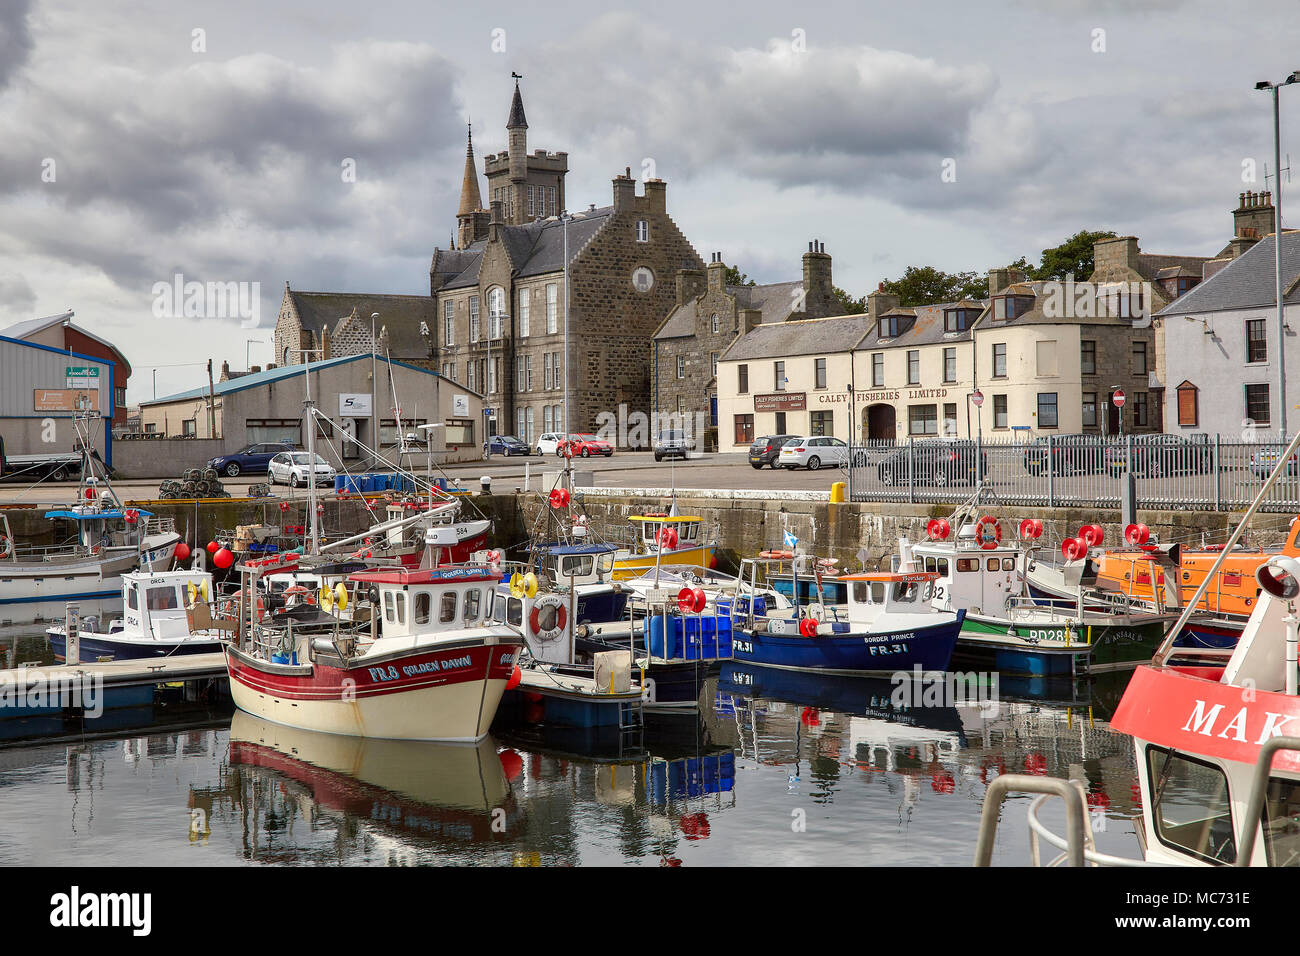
[0,535,10,559]
[528,594,568,643]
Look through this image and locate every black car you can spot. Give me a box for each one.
[1105,434,1213,477]
[1023,433,1107,476]
[207,441,295,478]
[869,440,987,487]
[484,435,531,457]
[748,435,797,469]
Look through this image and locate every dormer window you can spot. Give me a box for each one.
[944,308,979,332]
[992,295,1033,321]
[882,315,913,338]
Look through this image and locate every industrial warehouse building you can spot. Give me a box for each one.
[0,332,116,467]
[138,354,485,466]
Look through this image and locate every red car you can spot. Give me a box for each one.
[561,434,614,458]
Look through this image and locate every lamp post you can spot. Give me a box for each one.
[1256,72,1300,437]
[370,313,380,465]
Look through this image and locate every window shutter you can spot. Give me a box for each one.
[1177,384,1198,427]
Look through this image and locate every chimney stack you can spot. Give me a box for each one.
[801,240,834,317]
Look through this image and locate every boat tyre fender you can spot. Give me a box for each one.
[529,594,568,643]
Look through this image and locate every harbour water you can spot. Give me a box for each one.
[0,623,1148,866]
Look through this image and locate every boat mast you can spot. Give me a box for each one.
[303,349,320,555]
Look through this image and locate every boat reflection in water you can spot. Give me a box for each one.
[219,712,518,863]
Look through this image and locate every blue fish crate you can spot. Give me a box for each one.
[648,613,733,661]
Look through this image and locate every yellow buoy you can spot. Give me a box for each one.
[320,586,334,612]
[508,572,525,599]
[522,572,539,599]
[334,582,349,611]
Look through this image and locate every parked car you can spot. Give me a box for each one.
[536,432,565,456]
[563,434,614,458]
[778,436,850,470]
[1249,443,1300,479]
[748,435,797,469]
[267,451,336,488]
[655,430,692,462]
[483,435,531,457]
[1105,434,1213,477]
[871,440,986,487]
[1023,434,1106,476]
[207,441,295,478]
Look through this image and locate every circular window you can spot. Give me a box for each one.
[631,267,655,293]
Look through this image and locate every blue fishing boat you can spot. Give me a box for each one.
[726,563,963,676]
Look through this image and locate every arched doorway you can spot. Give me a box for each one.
[865,404,896,443]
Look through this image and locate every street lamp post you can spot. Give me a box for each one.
[1256,72,1300,437]
[370,312,380,465]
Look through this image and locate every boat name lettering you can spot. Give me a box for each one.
[367,666,400,682]
[1181,698,1298,745]
[864,632,914,644]
[734,639,753,654]
[399,654,473,678]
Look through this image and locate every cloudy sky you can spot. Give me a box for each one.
[1,0,1298,403]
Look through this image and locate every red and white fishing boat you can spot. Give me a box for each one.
[224,551,524,742]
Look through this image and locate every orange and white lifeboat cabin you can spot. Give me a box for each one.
[1111,552,1300,865]
[224,562,524,742]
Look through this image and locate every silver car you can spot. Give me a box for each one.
[778,436,849,470]
[268,451,336,488]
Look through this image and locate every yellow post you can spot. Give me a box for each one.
[830,481,846,503]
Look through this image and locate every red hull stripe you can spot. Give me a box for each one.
[225,644,518,702]
[1111,666,1300,771]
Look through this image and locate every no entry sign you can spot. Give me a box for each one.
[1112,389,1126,408]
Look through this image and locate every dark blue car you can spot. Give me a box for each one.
[207,441,295,477]
[483,435,532,457]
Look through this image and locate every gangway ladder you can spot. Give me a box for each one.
[618,694,645,757]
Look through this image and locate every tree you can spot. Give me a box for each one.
[879,266,988,305]
[1030,230,1116,281]
[831,286,866,315]
[724,265,756,287]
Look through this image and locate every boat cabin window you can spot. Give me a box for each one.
[1146,746,1236,864]
[147,586,179,611]
[956,559,979,572]
[986,558,999,571]
[395,591,406,624]
[414,591,431,625]
[127,587,138,611]
[1002,558,1015,571]
[384,591,396,623]
[1259,776,1300,866]
[891,580,927,603]
[644,522,659,541]
[507,597,523,627]
[465,588,482,622]
[922,557,950,576]
[684,523,698,541]
[560,555,594,577]
[852,581,887,604]
[597,552,615,574]
[440,592,457,624]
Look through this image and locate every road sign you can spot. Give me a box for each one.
[970,389,984,407]
[1112,389,1126,408]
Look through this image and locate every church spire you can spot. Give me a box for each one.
[456,122,483,217]
[507,73,528,129]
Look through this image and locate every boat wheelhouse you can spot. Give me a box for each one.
[523,543,628,625]
[224,561,524,741]
[611,514,717,581]
[725,560,963,676]
[45,568,228,661]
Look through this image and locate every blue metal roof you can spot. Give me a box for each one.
[43,508,154,521]
[542,543,617,555]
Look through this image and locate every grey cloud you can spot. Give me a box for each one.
[0,0,33,88]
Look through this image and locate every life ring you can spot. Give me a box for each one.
[486,549,503,572]
[976,515,1002,551]
[283,584,315,605]
[760,549,795,560]
[221,590,264,622]
[528,594,568,643]
[0,535,10,559]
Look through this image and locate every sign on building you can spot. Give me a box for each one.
[65,366,100,389]
[453,394,470,417]
[754,392,807,412]
[34,389,100,412]
[338,393,372,417]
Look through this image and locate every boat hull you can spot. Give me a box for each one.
[730,611,963,676]
[225,638,523,742]
[612,546,716,581]
[0,537,179,624]
[953,615,1164,676]
[47,629,222,662]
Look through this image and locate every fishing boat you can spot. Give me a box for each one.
[45,568,229,661]
[224,551,525,742]
[905,515,1166,676]
[512,543,629,625]
[610,513,717,581]
[725,557,964,675]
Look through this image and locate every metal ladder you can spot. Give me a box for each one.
[618,698,645,756]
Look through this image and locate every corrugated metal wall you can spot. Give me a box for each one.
[0,339,111,461]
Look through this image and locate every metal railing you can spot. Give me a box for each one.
[846,433,1300,512]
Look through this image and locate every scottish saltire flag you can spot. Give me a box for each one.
[783,529,798,550]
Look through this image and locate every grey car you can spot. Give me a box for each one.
[654,430,691,461]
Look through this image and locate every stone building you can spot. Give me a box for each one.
[652,242,837,448]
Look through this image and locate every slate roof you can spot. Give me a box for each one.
[721,313,876,361]
[858,300,989,350]
[654,279,803,340]
[288,291,439,359]
[1156,232,1300,316]
[440,207,615,291]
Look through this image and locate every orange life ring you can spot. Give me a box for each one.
[528,596,567,642]
[0,535,10,559]
[759,549,795,559]
[976,515,1002,551]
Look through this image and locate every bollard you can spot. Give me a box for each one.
[480,475,491,494]
[523,461,531,492]
[829,481,847,503]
